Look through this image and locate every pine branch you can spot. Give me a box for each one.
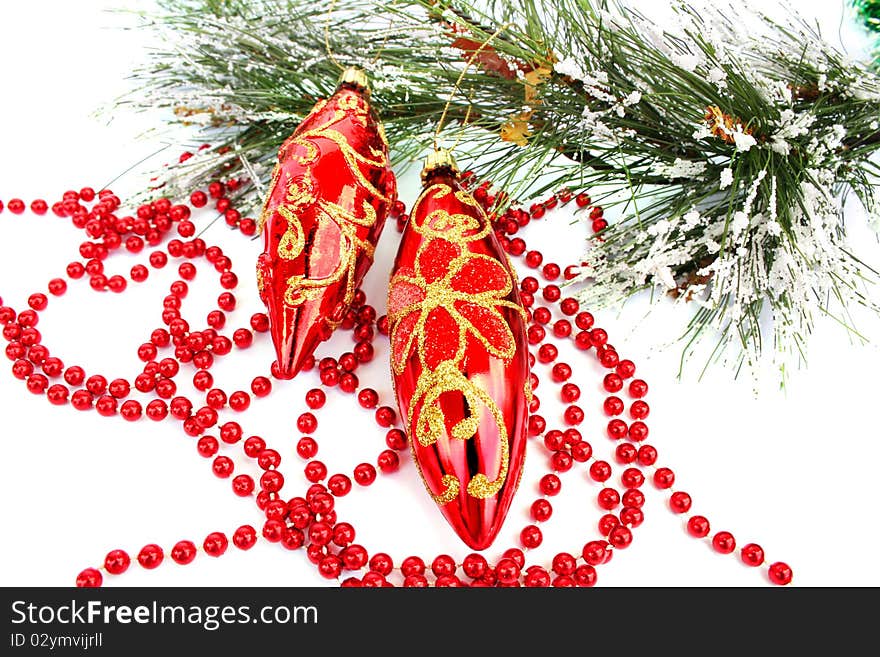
[120,0,880,380]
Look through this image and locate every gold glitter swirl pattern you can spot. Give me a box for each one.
[259,87,388,312]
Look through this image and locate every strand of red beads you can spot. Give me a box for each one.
[0,166,792,587]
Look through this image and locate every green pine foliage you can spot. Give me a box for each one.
[124,0,880,378]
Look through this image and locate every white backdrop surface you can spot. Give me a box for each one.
[0,1,878,587]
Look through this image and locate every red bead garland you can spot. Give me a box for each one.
[0,175,791,588]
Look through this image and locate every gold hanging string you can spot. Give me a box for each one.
[324,0,345,71]
[433,23,512,150]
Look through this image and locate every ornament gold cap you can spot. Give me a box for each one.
[421,149,460,183]
[338,66,370,94]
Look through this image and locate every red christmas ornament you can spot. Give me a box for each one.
[257,67,396,377]
[387,150,530,550]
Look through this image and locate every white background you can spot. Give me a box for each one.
[0,1,878,587]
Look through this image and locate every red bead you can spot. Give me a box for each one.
[621,467,644,488]
[520,525,543,549]
[431,554,457,577]
[374,406,396,427]
[354,341,374,363]
[507,238,526,256]
[537,343,558,363]
[525,250,543,268]
[669,491,692,514]
[108,378,131,399]
[232,328,253,348]
[622,488,645,509]
[190,190,207,207]
[368,553,394,576]
[532,306,552,325]
[357,388,379,409]
[551,450,573,472]
[377,450,400,473]
[589,460,612,482]
[76,568,102,588]
[629,379,649,398]
[521,276,539,294]
[741,543,765,567]
[309,521,333,546]
[304,388,325,409]
[564,405,584,425]
[27,293,48,311]
[628,421,649,442]
[245,376,271,398]
[630,400,650,419]
[192,370,213,392]
[462,553,488,580]
[582,540,611,566]
[551,552,577,576]
[495,558,521,585]
[597,487,621,510]
[560,383,580,404]
[212,456,234,478]
[637,445,658,466]
[768,562,793,585]
[599,348,619,368]
[620,506,644,527]
[543,429,564,452]
[598,513,620,536]
[385,428,407,450]
[401,556,426,577]
[260,472,284,493]
[572,564,597,588]
[571,440,592,462]
[542,284,561,302]
[552,319,572,338]
[120,400,142,421]
[304,460,327,482]
[296,437,318,459]
[608,525,633,549]
[542,263,561,281]
[687,515,711,538]
[229,390,250,411]
[48,278,67,296]
[196,435,218,457]
[539,474,561,496]
[203,532,229,557]
[297,412,317,433]
[332,523,355,547]
[71,390,93,411]
[137,544,164,569]
[353,463,377,486]
[318,555,343,580]
[653,467,675,489]
[604,396,624,416]
[233,525,258,550]
[527,325,546,345]
[712,531,736,554]
[95,395,118,416]
[616,359,636,378]
[171,540,197,565]
[104,549,131,575]
[46,384,69,405]
[12,360,33,380]
[531,498,553,522]
[551,362,572,382]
